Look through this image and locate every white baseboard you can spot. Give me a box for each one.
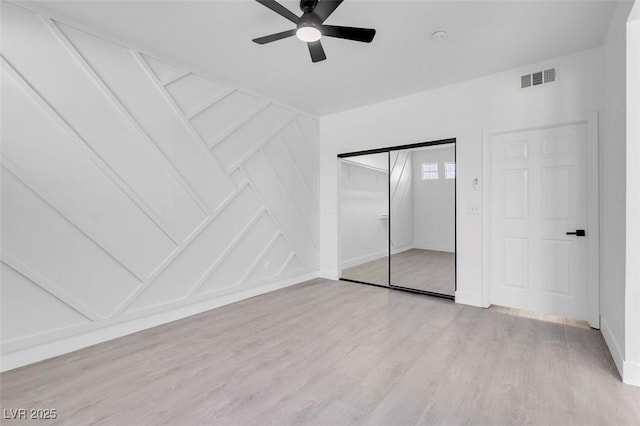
[340,250,387,269]
[413,243,455,253]
[600,317,624,380]
[455,290,489,308]
[0,271,318,372]
[390,245,413,255]
[624,360,640,387]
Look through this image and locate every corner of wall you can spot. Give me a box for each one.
[601,316,625,379]
[598,0,634,382]
[624,0,640,388]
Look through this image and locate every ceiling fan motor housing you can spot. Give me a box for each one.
[300,0,319,13]
[297,11,322,31]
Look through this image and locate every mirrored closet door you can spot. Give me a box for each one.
[390,143,456,297]
[339,152,390,287]
[338,139,456,299]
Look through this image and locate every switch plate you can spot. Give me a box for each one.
[468,203,481,215]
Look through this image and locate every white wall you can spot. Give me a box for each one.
[320,47,604,306]
[339,158,388,268]
[0,2,319,371]
[625,0,640,387]
[411,146,455,253]
[338,150,413,269]
[599,0,635,384]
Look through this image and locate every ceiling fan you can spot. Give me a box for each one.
[252,0,376,63]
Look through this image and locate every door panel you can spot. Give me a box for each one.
[390,144,456,296]
[503,237,529,289]
[339,153,389,287]
[490,123,589,320]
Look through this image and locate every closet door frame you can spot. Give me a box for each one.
[337,138,456,301]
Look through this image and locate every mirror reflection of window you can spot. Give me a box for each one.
[445,162,456,179]
[421,162,438,180]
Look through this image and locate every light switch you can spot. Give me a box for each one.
[473,178,481,191]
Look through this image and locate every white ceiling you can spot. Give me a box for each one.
[23,0,617,116]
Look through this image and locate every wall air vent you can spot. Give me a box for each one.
[520,67,558,89]
[532,71,543,86]
[544,67,556,83]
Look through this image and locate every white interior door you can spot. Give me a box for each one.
[489,123,593,321]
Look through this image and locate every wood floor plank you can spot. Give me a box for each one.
[1,279,638,425]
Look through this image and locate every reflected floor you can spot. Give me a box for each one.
[342,248,454,295]
[341,256,389,286]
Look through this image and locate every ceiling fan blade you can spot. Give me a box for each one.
[321,25,376,43]
[307,41,327,62]
[252,29,296,44]
[255,0,299,24]
[312,0,344,23]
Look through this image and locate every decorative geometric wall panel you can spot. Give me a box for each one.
[247,235,293,284]
[262,135,318,243]
[1,169,140,319]
[124,185,264,312]
[0,1,318,356]
[281,255,304,275]
[190,92,267,144]
[140,54,184,82]
[211,104,293,170]
[229,168,250,189]
[165,73,228,115]
[2,70,175,279]
[295,116,320,152]
[0,264,90,343]
[198,213,279,295]
[243,151,319,266]
[58,23,236,214]
[279,121,319,198]
[2,4,206,244]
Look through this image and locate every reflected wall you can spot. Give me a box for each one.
[339,153,389,286]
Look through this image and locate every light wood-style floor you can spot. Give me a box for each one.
[342,249,455,295]
[1,279,639,425]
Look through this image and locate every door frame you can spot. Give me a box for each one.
[481,113,600,328]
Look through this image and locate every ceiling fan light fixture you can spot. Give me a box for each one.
[296,25,322,42]
[252,0,376,62]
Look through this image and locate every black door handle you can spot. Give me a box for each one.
[566,229,586,236]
